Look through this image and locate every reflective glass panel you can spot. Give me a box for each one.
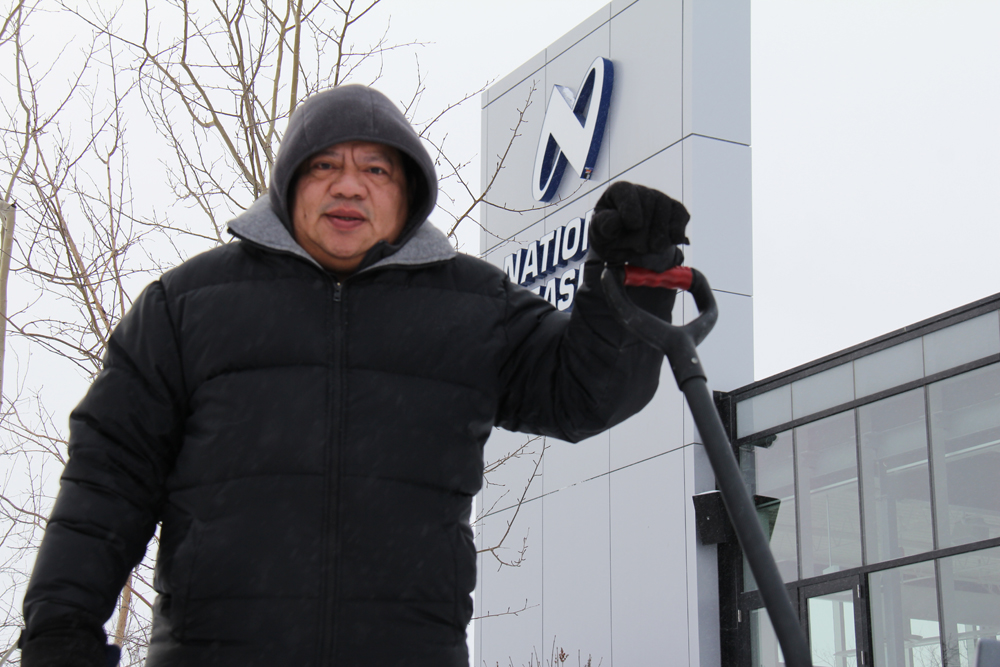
[924,313,1000,377]
[738,385,793,438]
[796,412,863,578]
[869,561,941,667]
[742,430,798,590]
[859,389,933,563]
[751,606,784,667]
[929,363,1000,549]
[854,338,924,399]
[792,363,855,420]
[808,589,857,667]
[939,546,1000,667]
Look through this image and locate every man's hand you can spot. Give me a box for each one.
[589,181,690,272]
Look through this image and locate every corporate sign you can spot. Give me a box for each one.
[503,214,591,311]
[531,57,614,202]
[508,56,612,310]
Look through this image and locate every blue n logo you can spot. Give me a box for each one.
[531,57,614,202]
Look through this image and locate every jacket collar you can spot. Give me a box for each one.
[227,195,456,273]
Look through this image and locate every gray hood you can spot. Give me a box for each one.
[229,196,456,272]
[269,85,438,270]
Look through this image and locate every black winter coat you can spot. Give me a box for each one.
[22,201,667,666]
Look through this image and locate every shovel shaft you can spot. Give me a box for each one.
[684,378,812,667]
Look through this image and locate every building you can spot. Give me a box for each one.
[722,294,1000,667]
[474,2,1000,667]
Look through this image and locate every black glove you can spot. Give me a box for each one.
[589,181,690,272]
[19,620,120,667]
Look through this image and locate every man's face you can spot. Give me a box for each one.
[291,141,409,275]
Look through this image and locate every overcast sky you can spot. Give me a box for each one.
[367,0,1000,381]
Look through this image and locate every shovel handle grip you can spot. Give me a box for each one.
[624,265,693,291]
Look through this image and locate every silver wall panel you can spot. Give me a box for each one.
[611,141,685,203]
[476,499,544,667]
[543,431,610,495]
[479,98,491,258]
[485,50,547,109]
[610,449,692,666]
[681,135,753,297]
[681,289,754,393]
[610,0,641,16]
[607,0,684,176]
[682,0,751,145]
[542,477,613,665]
[547,4,612,63]
[481,87,550,256]
[482,217,547,282]
[481,427,547,517]
[541,180,603,234]
[609,363,685,471]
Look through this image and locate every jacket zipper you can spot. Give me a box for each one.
[322,278,346,663]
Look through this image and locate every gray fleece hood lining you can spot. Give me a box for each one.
[227,195,456,272]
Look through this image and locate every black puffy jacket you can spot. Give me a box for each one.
[22,84,672,666]
[21,196,668,666]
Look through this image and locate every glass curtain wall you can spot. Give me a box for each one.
[929,364,1000,550]
[729,304,1000,667]
[859,389,934,563]
[939,545,1000,667]
[796,413,863,578]
[741,431,798,588]
[869,561,941,667]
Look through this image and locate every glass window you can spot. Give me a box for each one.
[808,588,858,667]
[869,561,941,667]
[929,363,1000,549]
[796,412,863,578]
[751,606,783,667]
[939,545,1000,667]
[924,312,1000,377]
[859,389,934,563]
[792,364,855,420]
[742,430,798,589]
[738,385,793,438]
[855,339,924,399]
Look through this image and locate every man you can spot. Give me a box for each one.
[20,84,689,666]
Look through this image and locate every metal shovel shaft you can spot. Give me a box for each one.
[684,378,812,667]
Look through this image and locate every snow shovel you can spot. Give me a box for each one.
[600,264,813,667]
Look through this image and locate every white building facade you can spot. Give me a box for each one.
[474,2,752,665]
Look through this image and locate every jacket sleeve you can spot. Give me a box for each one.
[20,281,187,664]
[495,257,674,443]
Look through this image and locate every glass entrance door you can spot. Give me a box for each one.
[808,588,857,666]
[746,576,869,667]
[803,577,868,667]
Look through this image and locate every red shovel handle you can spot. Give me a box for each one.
[623,265,693,291]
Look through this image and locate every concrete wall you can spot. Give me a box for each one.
[475,2,751,665]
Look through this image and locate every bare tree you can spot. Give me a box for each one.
[65,0,510,247]
[0,0,166,659]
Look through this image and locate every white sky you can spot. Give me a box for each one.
[368,0,1000,381]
